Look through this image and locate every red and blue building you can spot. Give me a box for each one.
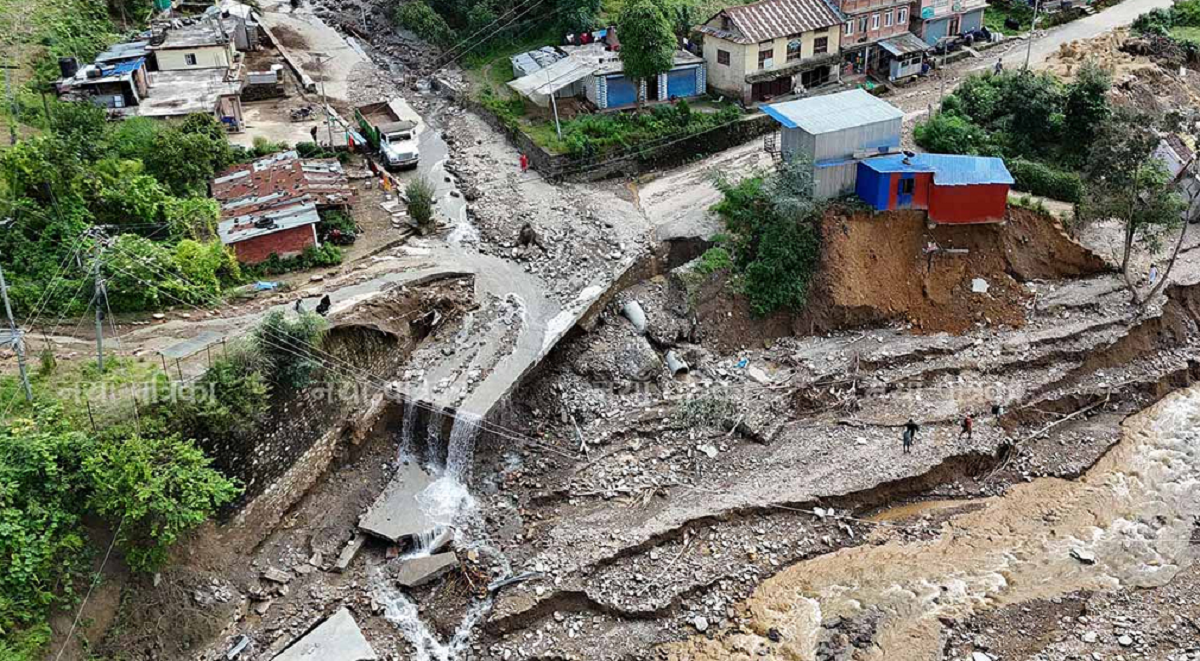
[855,153,1014,225]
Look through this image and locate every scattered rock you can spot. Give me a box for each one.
[262,567,291,584]
[395,552,459,588]
[692,616,709,632]
[1071,548,1097,565]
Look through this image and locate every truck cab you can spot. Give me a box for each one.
[378,120,419,169]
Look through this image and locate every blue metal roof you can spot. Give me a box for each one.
[859,153,1014,186]
[99,57,145,78]
[762,89,903,133]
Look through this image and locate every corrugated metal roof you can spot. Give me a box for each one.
[762,89,902,134]
[217,202,320,244]
[860,153,1015,186]
[159,331,224,360]
[212,150,354,217]
[713,0,843,45]
[100,57,146,78]
[878,32,930,57]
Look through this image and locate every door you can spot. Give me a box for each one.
[752,76,792,102]
[606,75,638,108]
[948,15,961,35]
[666,67,697,99]
[897,174,916,207]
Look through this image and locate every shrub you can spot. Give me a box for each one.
[1008,158,1083,203]
[406,177,437,229]
[914,113,993,155]
[173,346,270,440]
[394,1,455,46]
[251,135,289,158]
[695,246,733,274]
[84,434,241,572]
[253,311,327,390]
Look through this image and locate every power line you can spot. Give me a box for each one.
[52,519,123,661]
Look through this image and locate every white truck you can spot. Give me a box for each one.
[355,98,421,170]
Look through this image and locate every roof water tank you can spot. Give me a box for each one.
[59,57,79,79]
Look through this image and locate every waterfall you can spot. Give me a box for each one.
[399,395,418,458]
[444,411,481,480]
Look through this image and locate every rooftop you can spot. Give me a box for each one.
[154,20,230,49]
[762,89,903,134]
[213,150,354,246]
[699,0,844,44]
[508,44,702,101]
[94,40,151,64]
[860,153,1015,186]
[138,68,242,117]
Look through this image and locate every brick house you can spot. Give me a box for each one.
[697,0,845,104]
[212,150,354,264]
[838,0,928,81]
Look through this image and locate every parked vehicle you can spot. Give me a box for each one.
[355,98,421,170]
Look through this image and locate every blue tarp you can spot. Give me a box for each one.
[99,56,145,78]
[858,153,1014,186]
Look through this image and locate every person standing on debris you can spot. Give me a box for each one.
[994,58,1003,75]
[519,153,529,172]
[1149,263,1159,286]
[959,414,974,440]
[310,125,319,143]
[902,418,920,453]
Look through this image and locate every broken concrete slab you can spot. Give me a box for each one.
[262,567,291,584]
[395,552,459,588]
[334,535,367,572]
[272,607,377,661]
[359,461,437,544]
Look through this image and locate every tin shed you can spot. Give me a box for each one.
[762,89,903,200]
[856,153,1013,225]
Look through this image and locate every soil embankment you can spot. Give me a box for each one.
[806,208,1106,334]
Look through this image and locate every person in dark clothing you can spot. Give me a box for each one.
[315,294,331,316]
[310,125,319,142]
[294,298,304,314]
[959,414,973,440]
[902,428,913,454]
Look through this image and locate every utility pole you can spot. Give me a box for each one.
[318,53,335,149]
[1024,0,1041,70]
[93,235,105,373]
[0,253,32,403]
[545,66,562,139]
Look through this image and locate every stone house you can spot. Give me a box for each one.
[909,0,988,45]
[697,0,845,104]
[837,0,926,81]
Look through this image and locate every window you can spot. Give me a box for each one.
[871,13,880,29]
[758,47,774,68]
[898,7,908,23]
[184,53,197,66]
[899,178,915,195]
[813,37,829,54]
[787,39,803,61]
[858,16,868,33]
[845,20,854,35]
[717,49,730,65]
[884,10,892,26]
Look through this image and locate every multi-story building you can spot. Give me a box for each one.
[837,0,928,81]
[697,0,845,104]
[909,0,988,45]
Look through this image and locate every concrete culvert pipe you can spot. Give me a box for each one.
[622,300,647,334]
[666,350,689,376]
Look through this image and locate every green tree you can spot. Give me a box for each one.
[253,311,327,390]
[914,113,993,155]
[618,0,676,111]
[0,408,91,640]
[47,97,110,163]
[393,1,455,46]
[84,434,241,571]
[1082,108,1184,302]
[406,176,437,231]
[711,156,823,315]
[1061,60,1111,166]
[143,115,235,196]
[558,0,601,33]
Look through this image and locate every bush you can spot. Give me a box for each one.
[913,113,994,155]
[394,1,455,46]
[173,347,270,440]
[84,434,241,572]
[406,177,437,229]
[253,311,327,390]
[1008,158,1083,203]
[695,246,733,274]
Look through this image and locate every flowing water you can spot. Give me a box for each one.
[378,407,491,658]
[671,384,1200,661]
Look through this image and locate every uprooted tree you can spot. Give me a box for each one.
[1081,107,1185,304]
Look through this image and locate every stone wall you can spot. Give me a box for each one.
[433,76,776,183]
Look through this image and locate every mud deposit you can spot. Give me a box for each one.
[666,384,1200,661]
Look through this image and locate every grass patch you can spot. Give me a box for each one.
[983,1,1036,35]
[0,355,165,427]
[1169,24,1200,40]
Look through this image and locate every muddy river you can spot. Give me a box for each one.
[668,385,1200,660]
